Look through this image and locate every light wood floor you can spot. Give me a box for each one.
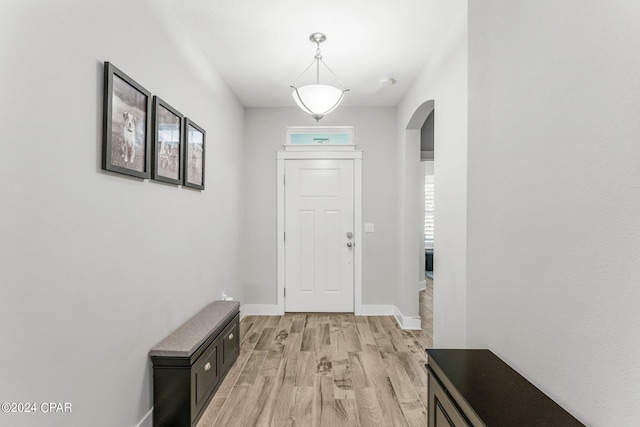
[197,284,434,427]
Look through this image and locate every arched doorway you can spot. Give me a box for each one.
[404,100,435,344]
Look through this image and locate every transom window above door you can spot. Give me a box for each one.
[285,126,354,150]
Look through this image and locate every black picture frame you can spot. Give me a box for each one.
[152,97,184,185]
[183,118,206,190]
[102,62,151,179]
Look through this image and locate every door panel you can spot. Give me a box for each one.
[285,159,354,312]
[298,210,315,292]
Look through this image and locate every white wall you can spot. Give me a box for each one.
[468,1,640,426]
[243,107,399,308]
[0,1,244,426]
[397,1,468,342]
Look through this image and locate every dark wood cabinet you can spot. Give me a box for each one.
[220,318,239,373]
[150,301,240,427]
[426,349,585,427]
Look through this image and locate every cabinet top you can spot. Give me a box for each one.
[427,349,585,427]
[150,300,239,358]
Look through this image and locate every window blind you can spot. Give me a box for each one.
[425,175,434,247]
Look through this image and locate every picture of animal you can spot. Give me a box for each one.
[154,103,181,182]
[122,112,136,164]
[109,73,147,173]
[188,142,203,185]
[183,120,205,189]
[158,140,179,175]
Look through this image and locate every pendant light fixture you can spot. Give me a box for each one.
[291,33,349,122]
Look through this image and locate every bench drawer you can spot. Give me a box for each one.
[193,341,219,408]
[221,314,239,372]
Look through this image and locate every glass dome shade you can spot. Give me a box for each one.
[292,84,345,118]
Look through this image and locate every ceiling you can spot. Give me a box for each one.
[153,0,461,108]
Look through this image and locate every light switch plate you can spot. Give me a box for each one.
[365,223,375,233]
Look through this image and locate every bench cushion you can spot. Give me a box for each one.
[149,301,240,358]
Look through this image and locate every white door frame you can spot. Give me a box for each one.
[277,150,363,314]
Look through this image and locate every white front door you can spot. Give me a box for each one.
[284,159,355,312]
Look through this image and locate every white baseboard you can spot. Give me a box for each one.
[361,305,421,330]
[393,306,422,330]
[241,304,421,330]
[135,408,153,427]
[241,304,283,316]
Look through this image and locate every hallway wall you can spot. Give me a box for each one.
[243,107,399,309]
[396,0,468,343]
[467,2,640,426]
[0,1,244,426]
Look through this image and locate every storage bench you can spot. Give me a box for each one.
[426,349,584,426]
[150,300,240,427]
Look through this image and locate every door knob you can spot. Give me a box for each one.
[347,242,353,248]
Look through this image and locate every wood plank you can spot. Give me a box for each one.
[335,398,361,426]
[330,316,348,360]
[312,375,335,427]
[355,321,376,348]
[215,346,252,397]
[295,351,316,387]
[304,314,319,328]
[265,315,281,328]
[332,358,354,399]
[240,375,274,427]
[385,358,420,404]
[318,314,331,323]
[348,352,367,389]
[368,316,397,359]
[342,315,363,352]
[213,385,251,427]
[397,351,428,388]
[291,386,313,426]
[268,316,293,353]
[193,313,433,427]
[357,350,386,390]
[380,316,410,353]
[283,332,302,359]
[376,379,410,427]
[254,327,277,351]
[415,387,428,412]
[402,329,428,365]
[354,387,384,427]
[269,358,298,426]
[259,349,282,377]
[301,327,316,352]
[315,344,333,377]
[399,399,428,427]
[254,359,294,426]
[239,320,254,344]
[195,396,225,427]
[317,322,331,347]
[236,350,267,386]
[290,314,306,333]
[241,316,269,350]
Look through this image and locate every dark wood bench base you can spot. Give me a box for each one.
[150,301,240,427]
[426,349,584,427]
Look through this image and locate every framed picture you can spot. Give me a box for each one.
[102,62,151,179]
[184,118,206,190]
[152,97,183,185]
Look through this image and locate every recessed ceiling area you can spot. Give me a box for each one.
[152,0,462,108]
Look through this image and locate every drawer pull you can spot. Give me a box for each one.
[228,334,234,340]
[204,362,211,372]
